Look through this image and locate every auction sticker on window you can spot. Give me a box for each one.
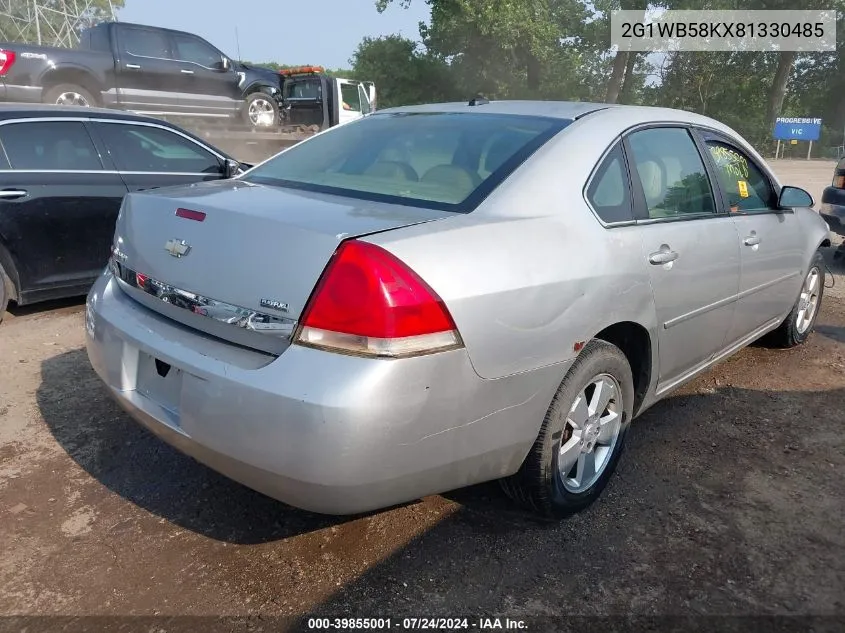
[738,180,750,198]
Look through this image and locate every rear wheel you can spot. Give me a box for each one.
[501,340,634,518]
[43,83,97,107]
[244,92,280,128]
[767,250,825,348]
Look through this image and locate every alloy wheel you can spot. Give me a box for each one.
[248,97,276,127]
[558,373,623,494]
[796,266,821,334]
[56,92,90,107]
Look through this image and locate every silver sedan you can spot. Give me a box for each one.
[85,100,831,517]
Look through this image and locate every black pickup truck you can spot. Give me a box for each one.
[0,21,284,128]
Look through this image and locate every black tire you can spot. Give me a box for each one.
[0,261,9,324]
[43,83,97,107]
[243,91,280,128]
[767,249,825,349]
[501,340,635,518]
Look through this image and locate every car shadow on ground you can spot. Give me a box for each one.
[35,348,354,544]
[287,384,845,623]
[5,296,85,320]
[816,324,845,344]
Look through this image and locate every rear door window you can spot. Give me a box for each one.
[0,121,102,171]
[95,123,222,174]
[122,26,171,59]
[626,127,717,220]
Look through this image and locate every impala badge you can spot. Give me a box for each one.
[165,239,191,258]
[260,298,289,313]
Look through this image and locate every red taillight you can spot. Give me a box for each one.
[0,49,16,76]
[294,240,462,358]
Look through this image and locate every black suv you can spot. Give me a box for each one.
[0,104,249,321]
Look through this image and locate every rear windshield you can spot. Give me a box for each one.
[242,112,569,212]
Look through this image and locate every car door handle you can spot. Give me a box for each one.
[0,189,28,200]
[648,250,679,265]
[181,69,195,75]
[125,63,141,69]
[743,235,761,246]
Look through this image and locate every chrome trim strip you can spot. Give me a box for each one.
[656,317,781,396]
[0,169,218,176]
[127,111,232,118]
[663,290,738,330]
[0,116,229,163]
[735,271,800,301]
[663,271,799,331]
[113,263,296,339]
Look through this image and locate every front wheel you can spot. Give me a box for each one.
[244,92,280,128]
[501,340,634,518]
[767,250,825,348]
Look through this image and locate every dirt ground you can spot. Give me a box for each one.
[1,161,844,629]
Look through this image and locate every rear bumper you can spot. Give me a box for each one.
[820,187,845,236]
[0,83,43,103]
[85,272,564,515]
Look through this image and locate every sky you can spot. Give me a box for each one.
[117,0,431,68]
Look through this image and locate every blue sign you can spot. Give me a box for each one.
[773,117,822,141]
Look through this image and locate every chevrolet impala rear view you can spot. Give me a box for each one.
[85,101,830,516]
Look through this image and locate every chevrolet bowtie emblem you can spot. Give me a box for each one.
[165,239,191,258]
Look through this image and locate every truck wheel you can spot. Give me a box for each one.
[244,92,279,128]
[43,84,97,107]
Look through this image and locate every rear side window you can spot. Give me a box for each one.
[123,27,170,59]
[0,121,102,171]
[626,127,716,219]
[96,123,222,174]
[243,112,569,212]
[87,26,110,52]
[586,142,633,223]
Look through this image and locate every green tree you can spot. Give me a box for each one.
[350,34,459,107]
[375,0,590,98]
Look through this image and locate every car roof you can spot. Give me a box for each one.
[0,104,235,159]
[375,100,618,120]
[373,100,734,130]
[0,103,166,123]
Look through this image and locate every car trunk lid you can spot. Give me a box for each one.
[112,179,452,355]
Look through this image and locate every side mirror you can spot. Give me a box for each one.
[220,56,231,72]
[778,185,814,209]
[223,158,242,178]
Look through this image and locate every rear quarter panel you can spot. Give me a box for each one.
[368,112,659,381]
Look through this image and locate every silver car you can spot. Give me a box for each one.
[85,100,831,517]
